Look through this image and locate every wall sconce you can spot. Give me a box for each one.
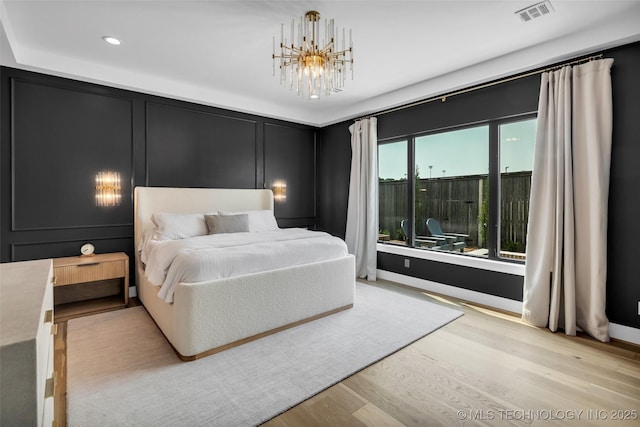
[273,181,287,202]
[95,171,122,207]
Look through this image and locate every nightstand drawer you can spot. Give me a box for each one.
[54,260,125,286]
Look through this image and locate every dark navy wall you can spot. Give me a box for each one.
[264,123,317,228]
[318,41,640,329]
[145,101,258,189]
[376,252,523,301]
[605,42,640,329]
[0,67,319,280]
[316,120,351,238]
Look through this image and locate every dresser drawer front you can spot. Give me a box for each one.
[55,261,124,286]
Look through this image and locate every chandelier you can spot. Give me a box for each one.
[273,11,353,99]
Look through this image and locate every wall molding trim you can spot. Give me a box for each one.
[1,65,320,261]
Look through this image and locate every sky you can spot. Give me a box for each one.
[379,119,536,180]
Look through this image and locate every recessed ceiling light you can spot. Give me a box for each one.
[102,36,121,46]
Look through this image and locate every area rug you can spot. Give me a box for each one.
[67,282,463,426]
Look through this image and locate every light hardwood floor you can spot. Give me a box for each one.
[55,280,640,426]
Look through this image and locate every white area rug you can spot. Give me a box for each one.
[67,283,463,426]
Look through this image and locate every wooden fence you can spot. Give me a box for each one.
[379,171,531,251]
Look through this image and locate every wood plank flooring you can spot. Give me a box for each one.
[55,280,640,426]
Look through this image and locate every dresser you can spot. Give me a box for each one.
[0,259,56,426]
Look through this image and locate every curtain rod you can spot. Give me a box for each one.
[357,53,604,121]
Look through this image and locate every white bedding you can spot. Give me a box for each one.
[142,228,349,303]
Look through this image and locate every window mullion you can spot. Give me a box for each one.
[488,122,500,259]
[408,136,416,247]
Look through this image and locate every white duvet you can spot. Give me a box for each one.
[141,228,349,303]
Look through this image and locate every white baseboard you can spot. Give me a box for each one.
[129,285,137,298]
[609,322,640,345]
[376,269,640,345]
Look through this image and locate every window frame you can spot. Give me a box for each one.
[378,138,410,245]
[378,112,536,264]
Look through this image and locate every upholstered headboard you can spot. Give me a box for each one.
[133,187,274,249]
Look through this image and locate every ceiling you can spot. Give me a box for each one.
[1,1,640,127]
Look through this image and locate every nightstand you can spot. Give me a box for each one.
[52,252,129,322]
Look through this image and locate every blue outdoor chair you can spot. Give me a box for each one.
[401,219,447,250]
[426,218,468,252]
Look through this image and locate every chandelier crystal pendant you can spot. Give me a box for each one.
[273,11,353,99]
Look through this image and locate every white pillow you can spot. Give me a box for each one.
[219,210,279,232]
[151,213,208,241]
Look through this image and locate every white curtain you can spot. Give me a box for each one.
[522,59,613,342]
[345,117,378,281]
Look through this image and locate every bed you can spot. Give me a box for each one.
[134,187,356,360]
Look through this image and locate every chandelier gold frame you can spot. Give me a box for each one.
[273,11,353,99]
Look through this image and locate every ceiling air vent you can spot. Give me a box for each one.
[516,1,555,22]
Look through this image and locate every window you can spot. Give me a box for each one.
[378,116,536,262]
[499,119,536,259]
[378,140,408,246]
[414,125,489,255]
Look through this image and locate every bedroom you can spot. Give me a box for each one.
[1,1,639,425]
